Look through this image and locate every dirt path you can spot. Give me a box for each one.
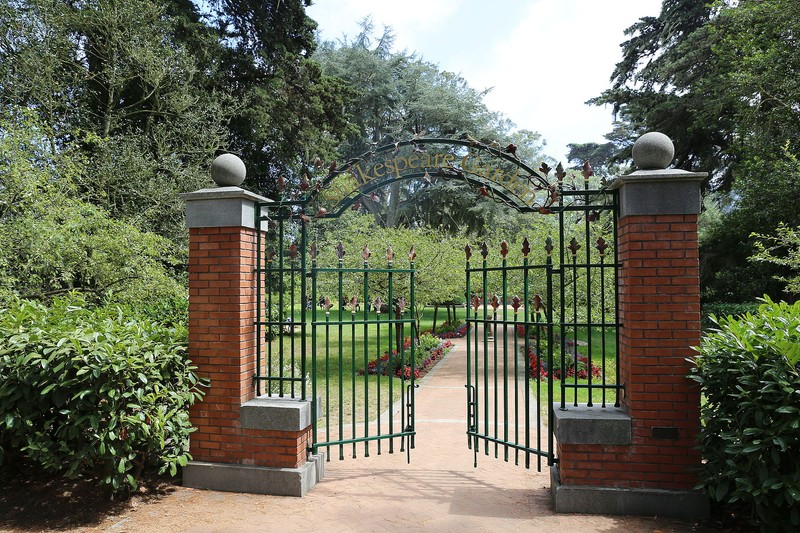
[1,336,710,532]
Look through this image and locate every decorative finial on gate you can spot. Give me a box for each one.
[288,242,298,261]
[480,242,489,260]
[490,294,500,313]
[386,246,395,262]
[556,163,566,183]
[465,244,472,261]
[362,244,371,262]
[408,245,416,262]
[596,237,608,257]
[582,161,594,181]
[266,246,276,263]
[544,237,553,257]
[336,242,345,261]
[522,238,531,258]
[373,297,384,315]
[511,295,522,314]
[534,294,542,312]
[568,237,581,257]
[500,241,509,259]
[471,294,482,313]
[309,241,318,260]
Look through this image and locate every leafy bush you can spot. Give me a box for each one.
[690,297,800,531]
[0,295,206,494]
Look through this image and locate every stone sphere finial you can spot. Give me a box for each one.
[210,153,246,187]
[632,132,675,170]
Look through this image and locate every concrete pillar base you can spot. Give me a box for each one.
[550,466,709,519]
[183,453,324,497]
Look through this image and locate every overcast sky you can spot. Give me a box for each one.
[307,0,663,163]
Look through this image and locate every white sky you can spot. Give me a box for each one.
[307,0,663,163]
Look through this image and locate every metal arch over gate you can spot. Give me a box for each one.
[253,136,620,467]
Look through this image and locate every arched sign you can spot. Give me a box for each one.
[296,137,565,218]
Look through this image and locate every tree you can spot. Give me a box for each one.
[313,21,552,233]
[591,0,800,302]
[0,110,185,306]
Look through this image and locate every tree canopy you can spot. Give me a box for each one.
[589,0,800,302]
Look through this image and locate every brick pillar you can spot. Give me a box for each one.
[551,133,709,518]
[180,179,322,497]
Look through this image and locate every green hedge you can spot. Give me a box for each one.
[701,301,759,331]
[0,295,206,493]
[691,297,800,531]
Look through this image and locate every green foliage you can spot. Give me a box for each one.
[0,105,187,308]
[700,301,759,331]
[751,223,800,295]
[593,0,800,302]
[690,297,800,531]
[0,295,206,493]
[417,333,441,352]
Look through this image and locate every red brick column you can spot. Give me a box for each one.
[617,213,702,488]
[551,133,709,518]
[187,226,311,469]
[181,183,321,496]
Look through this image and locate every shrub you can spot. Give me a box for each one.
[417,333,441,351]
[0,295,206,494]
[690,297,800,531]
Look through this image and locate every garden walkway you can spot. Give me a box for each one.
[80,336,705,533]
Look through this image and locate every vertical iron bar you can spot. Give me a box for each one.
[310,244,318,453]
[278,215,285,397]
[501,250,509,462]
[363,253,370,458]
[547,237,556,467]
[337,251,344,461]
[409,254,416,452]
[256,203,263,397]
[523,247,531,470]
[600,249,607,408]
[351,303,356,459]
[572,249,579,407]
[465,249,472,451]
[387,254,395,454]
[300,224,308,400]
[584,191,593,407]
[376,301,382,455]
[289,244,296,398]
[482,247,489,457]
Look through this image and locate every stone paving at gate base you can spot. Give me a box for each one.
[81,337,708,533]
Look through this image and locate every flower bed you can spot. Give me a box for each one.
[421,320,470,339]
[359,335,453,380]
[527,347,601,381]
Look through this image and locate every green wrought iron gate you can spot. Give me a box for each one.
[255,202,417,462]
[465,184,621,471]
[252,136,620,469]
